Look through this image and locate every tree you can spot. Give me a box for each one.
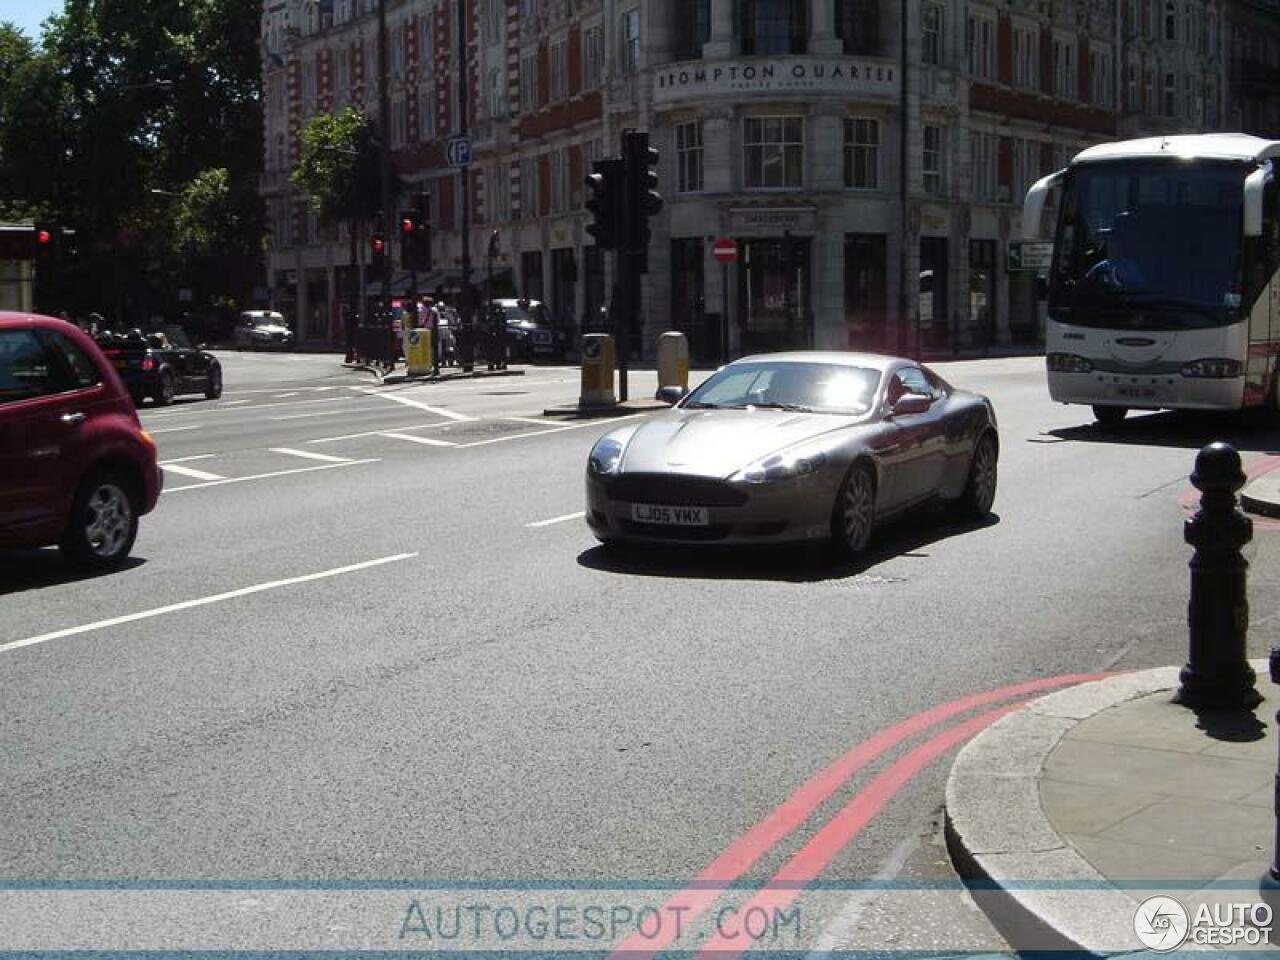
[291,108,383,224]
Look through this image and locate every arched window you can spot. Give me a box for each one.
[836,0,880,55]
[738,0,807,55]
[673,0,712,59]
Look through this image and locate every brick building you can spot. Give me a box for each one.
[260,0,1263,357]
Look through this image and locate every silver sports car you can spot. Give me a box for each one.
[584,352,998,556]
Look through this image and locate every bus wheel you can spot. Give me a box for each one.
[1092,405,1127,429]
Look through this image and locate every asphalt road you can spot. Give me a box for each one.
[4,350,1279,953]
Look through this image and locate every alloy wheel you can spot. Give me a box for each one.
[971,436,997,513]
[842,469,874,553]
[83,483,134,559]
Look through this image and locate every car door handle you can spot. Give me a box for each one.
[60,412,86,425]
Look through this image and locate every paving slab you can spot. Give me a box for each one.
[1242,468,1280,518]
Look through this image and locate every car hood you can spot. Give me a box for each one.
[251,325,291,335]
[620,408,870,477]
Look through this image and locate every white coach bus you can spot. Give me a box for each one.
[1024,133,1280,426]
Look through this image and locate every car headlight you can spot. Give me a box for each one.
[588,435,626,477]
[736,450,829,484]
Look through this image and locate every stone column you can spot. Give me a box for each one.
[810,0,843,54]
[704,0,735,58]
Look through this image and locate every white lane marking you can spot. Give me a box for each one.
[453,414,646,449]
[805,836,918,958]
[147,424,202,435]
[378,432,457,447]
[352,386,473,420]
[158,455,217,465]
[307,422,458,444]
[142,396,360,420]
[269,447,354,463]
[505,416,553,426]
[274,392,300,398]
[220,399,253,405]
[270,410,351,421]
[0,553,418,655]
[163,459,378,492]
[526,511,585,528]
[161,463,225,481]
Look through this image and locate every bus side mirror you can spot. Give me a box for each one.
[1036,276,1049,300]
[1244,164,1271,237]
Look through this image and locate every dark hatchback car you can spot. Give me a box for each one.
[96,325,223,405]
[0,313,163,567]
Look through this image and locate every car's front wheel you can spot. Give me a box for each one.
[60,470,138,568]
[205,365,223,400]
[832,464,876,558]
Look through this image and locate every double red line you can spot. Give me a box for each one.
[611,672,1103,960]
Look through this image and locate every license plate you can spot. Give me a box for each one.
[631,503,708,526]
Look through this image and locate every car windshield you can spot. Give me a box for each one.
[162,325,196,349]
[681,361,882,416]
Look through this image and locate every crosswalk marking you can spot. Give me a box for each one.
[378,432,457,447]
[163,459,378,492]
[161,463,225,481]
[505,416,552,426]
[269,447,354,463]
[159,455,216,465]
[352,386,473,420]
[526,511,585,528]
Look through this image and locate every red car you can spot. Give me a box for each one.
[0,313,163,566]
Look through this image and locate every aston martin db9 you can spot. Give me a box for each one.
[584,352,998,556]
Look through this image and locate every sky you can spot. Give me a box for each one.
[0,0,61,41]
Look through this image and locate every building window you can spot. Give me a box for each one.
[551,149,569,213]
[676,121,703,193]
[418,83,435,141]
[1012,24,1038,89]
[836,0,879,56]
[520,51,538,111]
[672,0,710,60]
[621,8,641,73]
[967,12,995,80]
[391,24,405,77]
[550,37,568,101]
[1090,48,1113,106]
[482,0,502,44]
[520,156,539,220]
[738,0,807,55]
[584,25,604,87]
[1164,0,1175,41]
[420,16,434,65]
[1126,61,1138,109]
[922,3,943,65]
[843,118,880,189]
[1144,66,1155,111]
[301,58,317,110]
[488,166,511,224]
[1183,72,1196,121]
[743,116,804,189]
[1163,70,1175,116]
[971,131,997,201]
[923,125,944,196]
[1011,137,1040,200]
[1053,36,1077,98]
[333,50,350,106]
[391,96,407,148]
[1205,76,1217,125]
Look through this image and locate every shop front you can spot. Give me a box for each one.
[738,235,812,354]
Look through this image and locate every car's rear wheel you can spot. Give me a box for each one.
[832,464,876,558]
[154,369,176,406]
[948,432,998,518]
[60,470,138,568]
[205,365,223,400]
[1092,404,1127,429]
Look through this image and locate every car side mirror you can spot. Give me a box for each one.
[656,385,686,405]
[891,394,933,417]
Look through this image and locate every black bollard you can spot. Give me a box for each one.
[1175,441,1261,710]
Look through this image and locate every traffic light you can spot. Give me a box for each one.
[370,231,387,275]
[622,130,663,273]
[585,158,626,251]
[398,198,432,272]
[34,226,55,261]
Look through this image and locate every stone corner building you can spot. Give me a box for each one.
[261,0,1278,358]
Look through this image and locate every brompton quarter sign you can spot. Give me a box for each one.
[654,57,897,103]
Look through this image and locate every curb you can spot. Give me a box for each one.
[382,368,526,385]
[543,400,671,419]
[944,659,1269,957]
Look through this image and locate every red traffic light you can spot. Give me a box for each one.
[37,229,52,245]
[400,217,415,235]
[371,236,386,253]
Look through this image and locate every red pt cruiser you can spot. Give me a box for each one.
[0,313,163,566]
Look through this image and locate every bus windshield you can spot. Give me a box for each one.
[1049,160,1247,329]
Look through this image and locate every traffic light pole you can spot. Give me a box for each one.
[456,0,474,371]
[377,0,392,317]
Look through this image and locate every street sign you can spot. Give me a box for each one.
[446,136,472,168]
[712,238,737,264]
[1008,240,1053,272]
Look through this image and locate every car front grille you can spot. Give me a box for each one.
[605,474,748,507]
[618,520,731,541]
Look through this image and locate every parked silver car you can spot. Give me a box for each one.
[585,352,999,556]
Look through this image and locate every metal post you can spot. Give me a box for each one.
[896,0,910,357]
[1176,441,1261,710]
[456,0,473,369]
[721,260,729,365]
[377,0,392,317]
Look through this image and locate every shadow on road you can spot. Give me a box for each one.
[1046,410,1280,454]
[0,549,146,596]
[577,509,1000,583]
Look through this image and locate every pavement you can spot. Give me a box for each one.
[946,658,1279,954]
[1243,462,1280,518]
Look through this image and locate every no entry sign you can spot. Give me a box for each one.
[712,238,737,264]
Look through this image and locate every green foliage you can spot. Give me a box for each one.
[292,108,384,224]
